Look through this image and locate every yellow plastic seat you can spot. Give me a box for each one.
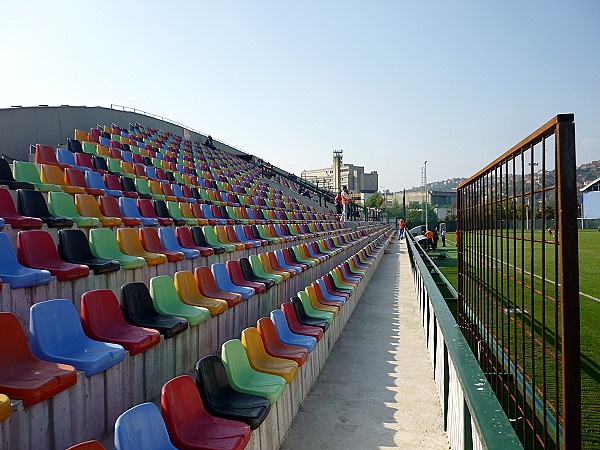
[173,270,228,316]
[40,164,85,194]
[179,203,199,225]
[120,161,136,178]
[96,145,111,158]
[241,327,298,383]
[303,289,338,316]
[148,180,166,198]
[214,226,244,251]
[116,228,167,266]
[333,267,359,287]
[74,129,89,142]
[259,253,290,280]
[75,194,122,227]
[0,394,10,421]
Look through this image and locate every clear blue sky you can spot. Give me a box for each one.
[1,1,599,191]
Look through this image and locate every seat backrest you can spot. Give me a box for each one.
[121,176,137,193]
[0,312,37,362]
[161,375,208,438]
[221,339,253,379]
[149,275,181,309]
[119,197,142,217]
[17,230,62,266]
[195,354,233,400]
[35,144,60,166]
[40,164,66,186]
[68,138,84,153]
[56,148,77,167]
[157,227,180,249]
[84,171,106,189]
[153,200,170,218]
[137,199,159,218]
[75,194,102,217]
[13,161,42,183]
[114,403,177,450]
[89,228,123,258]
[0,158,17,181]
[0,187,20,215]
[98,195,121,217]
[80,289,131,336]
[64,168,89,189]
[58,229,97,262]
[116,227,146,254]
[74,153,94,170]
[103,174,122,191]
[120,282,160,324]
[0,231,28,272]
[29,299,87,357]
[47,191,79,218]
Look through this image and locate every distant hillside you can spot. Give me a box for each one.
[403,160,600,193]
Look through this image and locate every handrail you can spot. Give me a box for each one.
[406,233,522,449]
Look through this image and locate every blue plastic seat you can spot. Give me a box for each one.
[211,263,255,300]
[119,197,159,226]
[317,278,346,303]
[114,402,177,450]
[85,171,122,197]
[234,225,261,247]
[201,204,226,224]
[269,310,316,352]
[145,166,157,180]
[0,232,51,288]
[158,227,199,259]
[170,184,192,203]
[121,151,133,162]
[99,137,111,147]
[29,299,125,376]
[275,250,302,274]
[56,149,91,172]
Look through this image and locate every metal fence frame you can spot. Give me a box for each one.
[456,114,580,449]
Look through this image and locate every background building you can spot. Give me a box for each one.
[301,150,378,198]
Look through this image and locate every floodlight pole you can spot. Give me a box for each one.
[424,161,428,232]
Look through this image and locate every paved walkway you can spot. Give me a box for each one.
[280,238,448,449]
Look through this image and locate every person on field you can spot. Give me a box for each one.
[441,227,447,247]
[425,229,434,251]
[340,186,351,221]
[432,227,439,250]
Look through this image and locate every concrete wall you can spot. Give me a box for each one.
[0,106,248,162]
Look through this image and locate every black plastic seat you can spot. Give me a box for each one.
[326,273,353,294]
[121,176,149,199]
[17,189,74,228]
[165,172,176,183]
[290,297,329,331]
[92,155,110,172]
[218,206,232,220]
[195,355,271,430]
[191,188,203,201]
[239,257,275,289]
[120,282,188,339]
[190,226,226,254]
[154,200,186,226]
[0,159,35,190]
[142,156,152,166]
[67,138,83,153]
[58,229,120,275]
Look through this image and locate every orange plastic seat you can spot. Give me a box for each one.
[35,144,70,169]
[74,129,89,142]
[179,203,199,225]
[96,145,111,158]
[75,194,122,226]
[259,253,290,280]
[0,394,10,421]
[173,270,228,316]
[241,327,298,383]
[215,226,244,250]
[117,228,167,266]
[40,164,85,194]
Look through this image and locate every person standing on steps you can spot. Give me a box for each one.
[340,185,351,221]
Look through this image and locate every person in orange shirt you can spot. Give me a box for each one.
[398,219,406,239]
[425,229,434,251]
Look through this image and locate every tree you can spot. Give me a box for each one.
[365,192,384,208]
[388,199,401,217]
[405,203,439,226]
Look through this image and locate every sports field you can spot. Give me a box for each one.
[433,230,600,449]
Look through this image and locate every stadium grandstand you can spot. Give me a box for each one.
[0,107,582,450]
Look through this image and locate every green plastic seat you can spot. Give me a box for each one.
[166,201,196,226]
[149,276,210,326]
[89,228,146,270]
[198,189,211,203]
[134,178,162,200]
[256,226,280,244]
[203,226,235,252]
[106,158,123,175]
[331,270,356,291]
[151,158,162,169]
[298,291,334,323]
[292,246,316,267]
[130,146,140,155]
[221,339,286,404]
[226,206,247,224]
[173,172,185,185]
[47,191,101,227]
[82,141,98,155]
[12,161,61,192]
[249,255,282,284]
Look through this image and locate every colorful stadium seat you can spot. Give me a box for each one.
[119,197,158,226]
[256,317,308,366]
[75,194,122,226]
[137,199,173,226]
[195,355,270,430]
[119,282,188,339]
[269,310,317,352]
[89,228,146,270]
[116,228,167,266]
[17,230,90,281]
[0,312,77,406]
[58,229,120,275]
[225,260,266,294]
[211,263,255,300]
[85,170,122,197]
[39,164,85,194]
[114,403,177,450]
[0,158,34,190]
[173,270,228,316]
[29,299,125,376]
[139,227,184,262]
[17,189,74,228]
[174,226,214,257]
[194,266,243,307]
[160,375,251,450]
[241,327,298,382]
[0,232,51,288]
[0,187,43,229]
[98,195,141,226]
[149,276,210,326]
[64,168,105,196]
[80,290,160,355]
[47,191,101,227]
[158,227,199,259]
[12,161,61,192]
[290,297,330,331]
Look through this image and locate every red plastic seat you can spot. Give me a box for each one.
[161,375,251,450]
[225,226,252,249]
[225,260,266,294]
[35,144,70,169]
[0,312,77,406]
[80,289,161,355]
[320,275,350,300]
[64,168,105,196]
[312,281,345,306]
[0,188,43,229]
[139,227,184,262]
[98,196,142,227]
[137,199,173,226]
[256,317,307,366]
[281,302,323,341]
[194,266,242,307]
[268,252,296,277]
[191,203,217,225]
[103,173,127,195]
[17,230,90,281]
[66,440,106,450]
[175,227,214,257]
